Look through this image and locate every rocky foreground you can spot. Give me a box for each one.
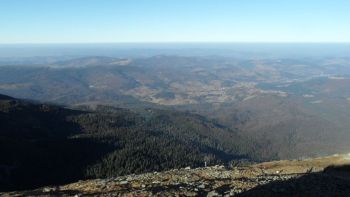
[3,154,350,197]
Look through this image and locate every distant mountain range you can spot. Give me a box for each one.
[1,55,350,160]
[1,54,350,191]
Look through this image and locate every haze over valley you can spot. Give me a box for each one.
[1,45,350,163]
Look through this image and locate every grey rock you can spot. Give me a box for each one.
[42,187,52,193]
[198,184,206,189]
[207,190,219,197]
[120,180,128,185]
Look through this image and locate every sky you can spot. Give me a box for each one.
[0,0,350,44]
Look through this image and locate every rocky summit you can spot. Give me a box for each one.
[3,154,350,197]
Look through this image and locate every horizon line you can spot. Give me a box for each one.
[1,41,350,45]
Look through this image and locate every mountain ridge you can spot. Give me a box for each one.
[0,94,256,192]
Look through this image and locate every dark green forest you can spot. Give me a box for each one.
[0,94,263,191]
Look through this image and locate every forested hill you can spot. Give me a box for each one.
[0,94,13,100]
[0,94,256,191]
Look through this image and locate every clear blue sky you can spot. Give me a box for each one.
[0,0,349,43]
